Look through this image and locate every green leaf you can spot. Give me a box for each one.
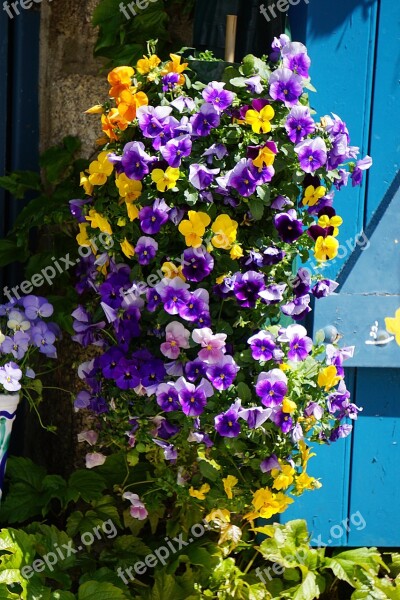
[0,238,29,267]
[292,571,320,600]
[78,581,129,600]
[236,382,252,402]
[248,197,264,221]
[67,470,107,503]
[0,171,41,199]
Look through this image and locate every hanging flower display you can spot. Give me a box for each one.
[70,37,371,524]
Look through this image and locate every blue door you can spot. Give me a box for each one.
[0,6,40,455]
[282,0,400,546]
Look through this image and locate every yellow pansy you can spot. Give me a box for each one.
[85,104,104,115]
[279,363,290,372]
[126,202,139,222]
[76,223,91,247]
[116,89,148,122]
[252,145,276,168]
[295,472,321,494]
[385,308,400,345]
[120,238,135,259]
[222,475,238,500]
[162,53,188,85]
[85,209,113,235]
[302,185,326,207]
[80,171,93,196]
[116,173,142,202]
[271,464,295,491]
[282,397,297,414]
[318,213,343,237]
[230,244,243,260]
[88,152,114,186]
[299,441,316,469]
[136,54,161,75]
[178,211,211,247]
[161,262,185,281]
[189,483,210,500]
[151,167,180,192]
[251,487,293,519]
[211,214,238,249]
[205,509,230,523]
[314,235,339,261]
[101,108,129,141]
[318,365,341,391]
[245,104,275,134]
[107,66,135,98]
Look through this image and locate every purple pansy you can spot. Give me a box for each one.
[156,277,191,315]
[0,361,23,392]
[282,42,311,78]
[156,383,181,412]
[214,400,241,437]
[233,270,265,308]
[295,137,327,173]
[189,164,220,190]
[136,105,172,138]
[239,406,272,429]
[185,359,207,382]
[274,209,303,243]
[227,159,259,197]
[269,68,303,107]
[182,247,214,282]
[139,199,170,235]
[191,103,220,136]
[162,72,180,92]
[278,324,313,361]
[22,295,54,319]
[247,331,283,362]
[285,105,315,144]
[1,332,30,360]
[114,358,140,390]
[202,81,235,113]
[206,355,239,390]
[160,135,192,168]
[176,377,214,417]
[255,369,288,407]
[351,155,373,187]
[179,288,209,322]
[312,279,339,298]
[135,236,158,265]
[31,322,57,356]
[120,141,154,180]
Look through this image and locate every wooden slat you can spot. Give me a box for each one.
[290,0,378,280]
[347,368,400,546]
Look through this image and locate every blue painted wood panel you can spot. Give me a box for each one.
[286,0,400,546]
[290,0,379,280]
[348,369,400,547]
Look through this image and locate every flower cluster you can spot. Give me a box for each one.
[0,296,60,394]
[71,38,368,525]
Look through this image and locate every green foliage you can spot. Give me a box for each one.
[93,0,195,66]
[0,458,399,599]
